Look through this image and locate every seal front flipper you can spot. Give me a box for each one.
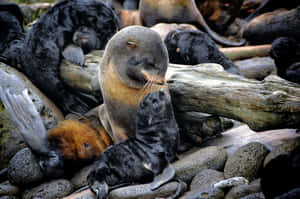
[62,44,85,66]
[0,88,50,156]
[150,164,175,190]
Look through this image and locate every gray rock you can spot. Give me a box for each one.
[7,148,43,187]
[63,189,95,199]
[225,183,261,199]
[180,187,224,199]
[23,179,73,199]
[239,192,265,199]
[224,142,268,181]
[173,146,227,183]
[109,181,187,199]
[0,181,20,195]
[70,165,93,189]
[0,64,63,170]
[264,137,300,167]
[213,177,248,189]
[234,57,276,80]
[0,196,18,199]
[190,169,224,191]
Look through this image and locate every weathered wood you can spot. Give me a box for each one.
[166,63,300,131]
[220,44,271,61]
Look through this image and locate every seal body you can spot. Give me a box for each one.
[99,26,169,143]
[88,90,180,199]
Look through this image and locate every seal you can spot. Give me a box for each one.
[1,0,119,115]
[164,29,242,75]
[139,0,245,47]
[0,88,112,178]
[88,90,184,199]
[99,25,169,143]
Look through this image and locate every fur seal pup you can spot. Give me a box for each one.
[0,88,112,178]
[99,25,169,143]
[88,90,184,199]
[139,0,245,47]
[164,29,242,75]
[1,0,119,115]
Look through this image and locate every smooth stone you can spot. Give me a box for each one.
[0,196,18,199]
[0,181,20,195]
[180,187,224,199]
[239,192,265,199]
[0,64,63,170]
[225,182,261,199]
[190,169,224,191]
[173,146,227,183]
[63,189,95,199]
[70,165,93,189]
[234,57,276,80]
[263,137,300,167]
[23,179,73,199]
[109,181,186,199]
[213,177,249,189]
[7,148,43,187]
[224,142,269,181]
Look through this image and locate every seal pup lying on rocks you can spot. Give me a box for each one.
[99,25,169,143]
[88,90,184,199]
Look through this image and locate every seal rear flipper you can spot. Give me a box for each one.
[89,180,109,199]
[0,87,50,156]
[62,44,85,66]
[150,164,175,190]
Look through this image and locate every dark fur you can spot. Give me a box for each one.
[107,0,140,10]
[261,146,300,199]
[269,37,300,84]
[1,0,119,115]
[88,90,180,198]
[164,29,242,75]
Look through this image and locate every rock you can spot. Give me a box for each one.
[0,64,63,170]
[109,181,187,199]
[264,137,300,167]
[0,196,18,199]
[7,148,43,187]
[0,181,20,196]
[225,182,261,199]
[213,177,249,189]
[63,189,95,199]
[70,165,93,189]
[190,169,224,191]
[173,146,227,182]
[224,142,269,181]
[234,57,276,80]
[23,179,73,199]
[19,3,53,25]
[239,192,265,199]
[180,187,224,199]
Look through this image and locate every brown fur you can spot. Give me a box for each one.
[118,9,141,28]
[48,120,112,160]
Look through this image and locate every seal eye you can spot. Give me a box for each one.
[84,143,90,148]
[126,41,138,48]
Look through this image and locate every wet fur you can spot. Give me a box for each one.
[1,0,119,115]
[164,29,242,75]
[88,90,180,199]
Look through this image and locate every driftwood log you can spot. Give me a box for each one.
[166,64,300,131]
[60,51,300,132]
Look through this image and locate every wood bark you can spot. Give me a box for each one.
[166,63,300,131]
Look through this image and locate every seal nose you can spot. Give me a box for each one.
[140,69,166,85]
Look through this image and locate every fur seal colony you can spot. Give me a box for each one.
[139,0,245,47]
[88,90,184,199]
[99,25,169,143]
[0,0,119,115]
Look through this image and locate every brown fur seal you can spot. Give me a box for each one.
[99,25,169,143]
[139,0,245,46]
